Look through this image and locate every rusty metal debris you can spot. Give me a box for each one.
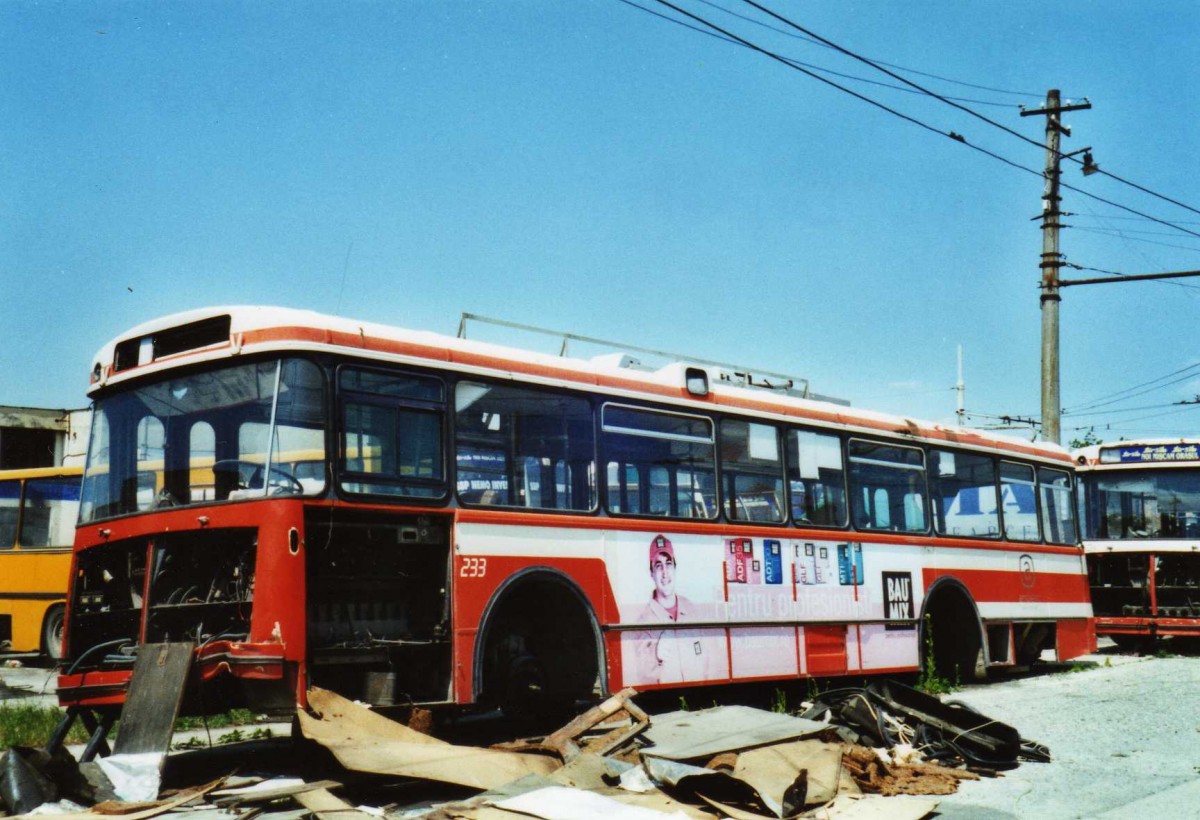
[4,681,1050,820]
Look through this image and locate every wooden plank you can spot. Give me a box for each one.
[112,642,194,756]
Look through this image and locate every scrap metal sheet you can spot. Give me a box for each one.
[640,706,828,761]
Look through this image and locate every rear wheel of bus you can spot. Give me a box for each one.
[41,604,65,661]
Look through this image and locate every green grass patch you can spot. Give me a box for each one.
[174,708,260,732]
[0,704,89,750]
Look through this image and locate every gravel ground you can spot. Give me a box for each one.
[932,647,1200,819]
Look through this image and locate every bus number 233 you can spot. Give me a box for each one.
[460,557,488,578]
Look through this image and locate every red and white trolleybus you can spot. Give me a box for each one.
[1075,439,1200,648]
[58,306,1093,721]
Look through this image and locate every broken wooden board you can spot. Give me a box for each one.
[305,687,445,746]
[112,643,194,757]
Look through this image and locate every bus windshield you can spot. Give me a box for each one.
[1083,469,1200,540]
[80,358,327,522]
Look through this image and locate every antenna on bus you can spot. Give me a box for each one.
[457,313,845,404]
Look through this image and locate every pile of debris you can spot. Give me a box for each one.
[0,680,1048,820]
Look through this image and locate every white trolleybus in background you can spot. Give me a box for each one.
[1075,439,1200,649]
[57,306,1094,731]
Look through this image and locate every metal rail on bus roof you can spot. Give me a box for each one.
[457,313,847,405]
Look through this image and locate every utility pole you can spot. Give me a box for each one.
[1021,90,1091,444]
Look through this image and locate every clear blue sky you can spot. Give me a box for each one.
[3,1,1199,444]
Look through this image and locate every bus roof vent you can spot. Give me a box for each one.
[589,352,644,370]
[113,315,232,373]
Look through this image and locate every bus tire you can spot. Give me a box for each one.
[921,580,986,684]
[42,604,66,661]
[476,569,603,720]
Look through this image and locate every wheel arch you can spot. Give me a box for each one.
[918,575,988,667]
[471,565,607,703]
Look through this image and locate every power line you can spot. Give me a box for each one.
[1065,360,1200,414]
[1063,397,1200,419]
[689,0,1043,99]
[629,0,1200,241]
[1071,213,1200,226]
[615,0,1019,107]
[645,0,990,147]
[1070,229,1200,256]
[735,0,1200,221]
[1072,225,1200,241]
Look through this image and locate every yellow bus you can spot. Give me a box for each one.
[0,465,82,660]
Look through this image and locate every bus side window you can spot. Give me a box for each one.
[720,419,785,523]
[1039,467,1077,545]
[786,429,847,527]
[20,477,82,548]
[1000,461,1040,542]
[340,367,445,499]
[930,449,1000,538]
[0,480,19,549]
[455,382,595,512]
[847,439,928,533]
[601,404,716,520]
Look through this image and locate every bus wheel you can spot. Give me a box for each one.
[922,585,986,684]
[480,574,600,720]
[42,605,66,661]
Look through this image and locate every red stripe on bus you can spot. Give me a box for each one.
[922,568,1090,603]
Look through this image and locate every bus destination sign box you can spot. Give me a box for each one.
[1099,443,1200,464]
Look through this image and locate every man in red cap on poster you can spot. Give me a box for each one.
[633,534,719,684]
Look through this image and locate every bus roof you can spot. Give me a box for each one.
[89,305,1071,464]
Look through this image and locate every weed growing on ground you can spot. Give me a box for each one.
[677,695,689,712]
[770,688,789,714]
[174,708,259,732]
[916,615,958,696]
[0,704,89,749]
